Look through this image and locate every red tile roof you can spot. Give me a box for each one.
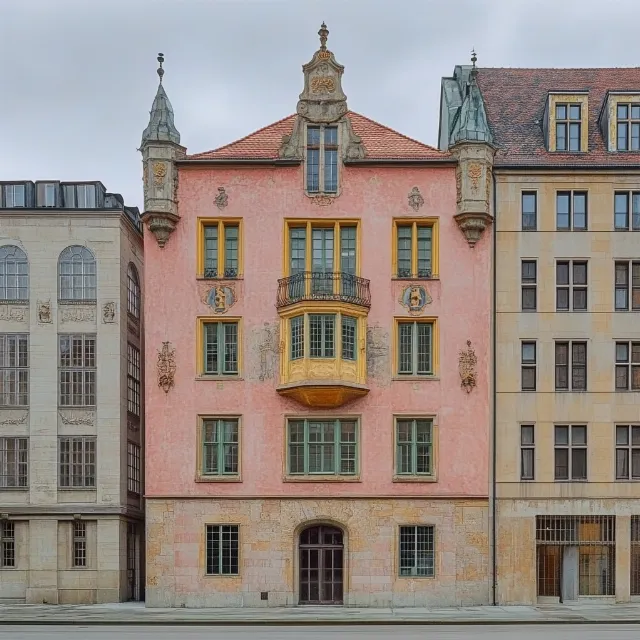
[186,111,449,161]
[476,67,640,167]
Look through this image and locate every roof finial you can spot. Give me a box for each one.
[470,48,478,79]
[318,22,329,51]
[157,52,165,84]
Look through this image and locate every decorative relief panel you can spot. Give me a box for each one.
[152,161,167,186]
[0,305,27,323]
[59,411,95,426]
[37,300,52,324]
[59,305,96,323]
[102,302,117,323]
[458,340,477,393]
[257,322,281,381]
[399,285,432,316]
[215,187,228,210]
[0,411,28,426]
[366,325,389,382]
[198,283,236,314]
[310,196,334,206]
[407,187,424,211]
[157,341,176,393]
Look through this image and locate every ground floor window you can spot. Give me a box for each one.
[205,524,239,576]
[632,516,640,596]
[536,515,615,599]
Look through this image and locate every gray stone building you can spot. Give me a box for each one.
[0,180,144,604]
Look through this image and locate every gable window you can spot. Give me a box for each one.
[554,425,587,481]
[127,263,140,319]
[201,320,239,376]
[615,261,640,311]
[616,104,640,151]
[615,341,640,391]
[522,192,537,231]
[201,417,239,477]
[198,219,242,279]
[0,245,28,302]
[555,341,587,391]
[306,125,338,194]
[556,260,587,311]
[397,320,434,376]
[556,191,587,230]
[287,418,358,476]
[58,246,96,301]
[0,334,28,407]
[521,260,537,311]
[393,220,436,279]
[556,103,582,152]
[616,425,640,480]
[395,418,434,477]
[3,184,26,208]
[614,192,640,231]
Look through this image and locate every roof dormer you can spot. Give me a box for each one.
[544,92,589,153]
[600,91,640,152]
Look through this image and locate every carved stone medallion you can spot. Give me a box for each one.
[37,300,52,324]
[407,187,424,212]
[200,284,236,314]
[0,305,26,322]
[152,162,167,186]
[157,341,176,393]
[215,187,228,210]
[458,340,478,393]
[102,302,116,323]
[399,285,432,315]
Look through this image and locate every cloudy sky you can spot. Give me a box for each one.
[1,0,639,209]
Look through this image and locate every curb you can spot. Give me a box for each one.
[1,618,640,626]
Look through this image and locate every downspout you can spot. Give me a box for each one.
[491,169,498,606]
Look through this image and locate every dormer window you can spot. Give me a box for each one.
[63,184,97,208]
[36,182,59,207]
[306,125,338,194]
[616,104,640,151]
[3,184,26,208]
[556,103,582,152]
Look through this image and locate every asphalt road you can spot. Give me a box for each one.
[0,626,638,639]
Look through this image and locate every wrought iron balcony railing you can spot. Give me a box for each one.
[277,272,371,309]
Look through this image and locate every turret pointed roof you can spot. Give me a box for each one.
[141,53,181,146]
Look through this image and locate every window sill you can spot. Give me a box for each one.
[195,375,244,382]
[0,487,28,491]
[554,389,588,393]
[283,475,361,483]
[615,309,640,312]
[0,567,19,571]
[196,276,243,281]
[392,276,439,281]
[58,487,97,491]
[0,299,28,305]
[58,406,97,410]
[554,479,588,483]
[615,389,640,393]
[393,475,437,483]
[58,300,97,305]
[196,476,242,483]
[392,376,439,382]
[203,573,240,579]
[398,574,436,580]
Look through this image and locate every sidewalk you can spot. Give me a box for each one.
[1,601,640,625]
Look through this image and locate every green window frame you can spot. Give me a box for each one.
[309,314,335,358]
[203,322,238,375]
[395,418,433,476]
[202,418,239,476]
[287,418,357,476]
[399,525,435,577]
[205,524,239,575]
[291,315,304,360]
[203,225,218,278]
[224,225,239,277]
[398,321,433,375]
[341,316,357,361]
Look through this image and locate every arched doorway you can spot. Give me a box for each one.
[299,524,344,604]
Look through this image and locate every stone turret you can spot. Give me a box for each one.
[445,52,496,247]
[140,53,186,248]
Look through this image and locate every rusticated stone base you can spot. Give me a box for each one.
[145,497,490,608]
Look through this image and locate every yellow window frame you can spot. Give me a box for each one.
[195,316,243,378]
[392,218,439,279]
[197,218,244,278]
[392,316,439,378]
[548,94,589,153]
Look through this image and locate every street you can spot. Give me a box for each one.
[0,626,638,639]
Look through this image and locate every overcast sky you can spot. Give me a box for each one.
[1,0,639,209]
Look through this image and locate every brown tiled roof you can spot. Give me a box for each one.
[186,111,449,161]
[476,67,640,167]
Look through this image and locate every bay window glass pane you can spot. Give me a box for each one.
[341,316,356,360]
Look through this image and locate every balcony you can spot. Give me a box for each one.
[276,272,371,310]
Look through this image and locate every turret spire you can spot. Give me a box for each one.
[141,52,181,146]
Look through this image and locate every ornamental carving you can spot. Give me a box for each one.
[102,302,116,323]
[142,212,179,248]
[200,284,236,314]
[0,305,26,322]
[399,285,432,316]
[455,165,462,203]
[215,187,228,210]
[407,187,424,212]
[258,323,282,381]
[37,300,52,324]
[311,76,336,93]
[485,166,492,211]
[467,163,482,191]
[454,211,493,247]
[0,411,28,426]
[152,162,167,186]
[458,340,477,393]
[157,341,176,393]
[60,306,95,323]
[310,195,334,206]
[59,411,94,426]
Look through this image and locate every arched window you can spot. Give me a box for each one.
[58,246,96,301]
[127,263,140,319]
[0,245,29,301]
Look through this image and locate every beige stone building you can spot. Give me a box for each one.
[0,180,144,603]
[441,63,640,604]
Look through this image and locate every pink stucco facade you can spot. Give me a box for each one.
[143,159,492,607]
